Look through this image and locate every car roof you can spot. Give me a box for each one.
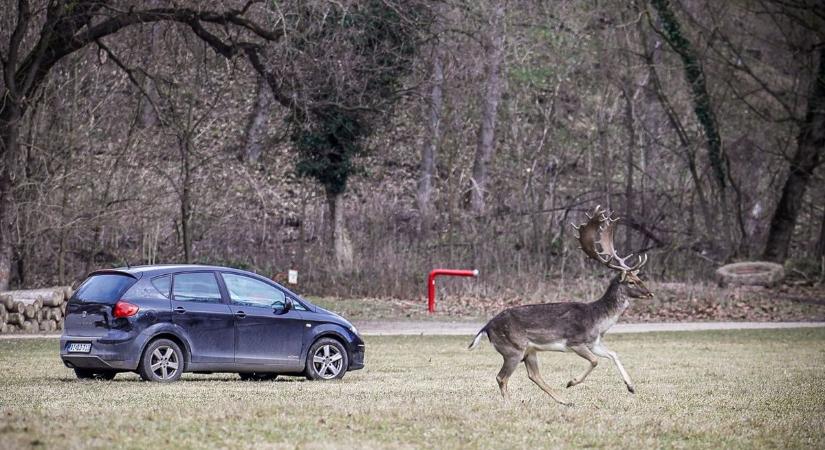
[101,264,259,278]
[88,264,316,313]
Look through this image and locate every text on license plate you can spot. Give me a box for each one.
[67,343,91,353]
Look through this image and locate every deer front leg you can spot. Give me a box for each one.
[565,344,599,388]
[591,342,635,393]
[523,352,572,406]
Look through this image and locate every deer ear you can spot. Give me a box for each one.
[620,271,627,282]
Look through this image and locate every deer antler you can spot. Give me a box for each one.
[571,205,647,272]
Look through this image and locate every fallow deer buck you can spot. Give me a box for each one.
[468,205,653,405]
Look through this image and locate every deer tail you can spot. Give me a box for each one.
[468,325,488,350]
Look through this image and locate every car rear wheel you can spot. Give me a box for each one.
[305,338,348,381]
[74,368,117,380]
[138,339,184,382]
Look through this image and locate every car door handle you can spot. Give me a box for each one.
[174,307,186,314]
[235,311,247,319]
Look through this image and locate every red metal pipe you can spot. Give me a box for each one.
[428,269,479,313]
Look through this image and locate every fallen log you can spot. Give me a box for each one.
[7,312,24,325]
[24,305,37,320]
[9,301,25,314]
[14,297,44,309]
[50,307,63,322]
[6,288,66,307]
[0,294,12,310]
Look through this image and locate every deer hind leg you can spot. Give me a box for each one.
[496,355,521,401]
[592,342,635,393]
[523,352,572,406]
[565,344,599,388]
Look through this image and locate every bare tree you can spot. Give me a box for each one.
[470,0,506,214]
[764,46,825,262]
[417,6,446,224]
[0,0,285,290]
[241,75,273,163]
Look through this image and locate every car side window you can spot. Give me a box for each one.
[151,275,171,298]
[173,273,222,303]
[222,273,285,308]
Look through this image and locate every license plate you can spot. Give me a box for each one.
[67,343,91,353]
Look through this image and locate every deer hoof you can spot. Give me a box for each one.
[627,385,636,394]
[566,380,576,388]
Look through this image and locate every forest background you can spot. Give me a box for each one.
[0,0,823,310]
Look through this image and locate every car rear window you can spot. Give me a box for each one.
[74,273,137,304]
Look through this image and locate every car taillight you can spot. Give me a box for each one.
[113,300,139,318]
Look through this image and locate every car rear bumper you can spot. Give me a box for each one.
[60,335,140,371]
[349,343,365,371]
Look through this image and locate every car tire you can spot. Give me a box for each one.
[305,338,348,381]
[74,368,117,380]
[239,373,278,381]
[138,339,184,382]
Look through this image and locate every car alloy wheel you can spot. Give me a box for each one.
[312,343,344,379]
[139,338,184,382]
[149,345,180,380]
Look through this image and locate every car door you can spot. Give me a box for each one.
[220,272,305,369]
[171,271,235,364]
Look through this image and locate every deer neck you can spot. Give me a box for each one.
[593,277,630,321]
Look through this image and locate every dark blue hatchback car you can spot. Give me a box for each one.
[60,265,364,382]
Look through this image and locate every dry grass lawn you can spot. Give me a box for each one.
[1,329,824,449]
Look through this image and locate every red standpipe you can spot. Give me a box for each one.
[428,269,479,313]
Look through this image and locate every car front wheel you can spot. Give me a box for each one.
[138,339,184,382]
[305,338,348,381]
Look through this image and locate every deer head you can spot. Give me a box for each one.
[572,205,653,298]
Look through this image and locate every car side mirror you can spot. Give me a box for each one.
[282,297,293,313]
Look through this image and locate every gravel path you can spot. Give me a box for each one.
[3,321,823,340]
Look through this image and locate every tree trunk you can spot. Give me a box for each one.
[623,86,636,250]
[640,21,715,236]
[138,11,162,129]
[0,104,22,291]
[763,47,825,262]
[326,189,353,272]
[816,205,825,260]
[241,76,273,163]
[180,136,193,263]
[417,17,444,223]
[650,0,727,196]
[470,1,506,214]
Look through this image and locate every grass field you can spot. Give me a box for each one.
[1,329,824,449]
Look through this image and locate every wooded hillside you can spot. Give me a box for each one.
[0,0,823,300]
